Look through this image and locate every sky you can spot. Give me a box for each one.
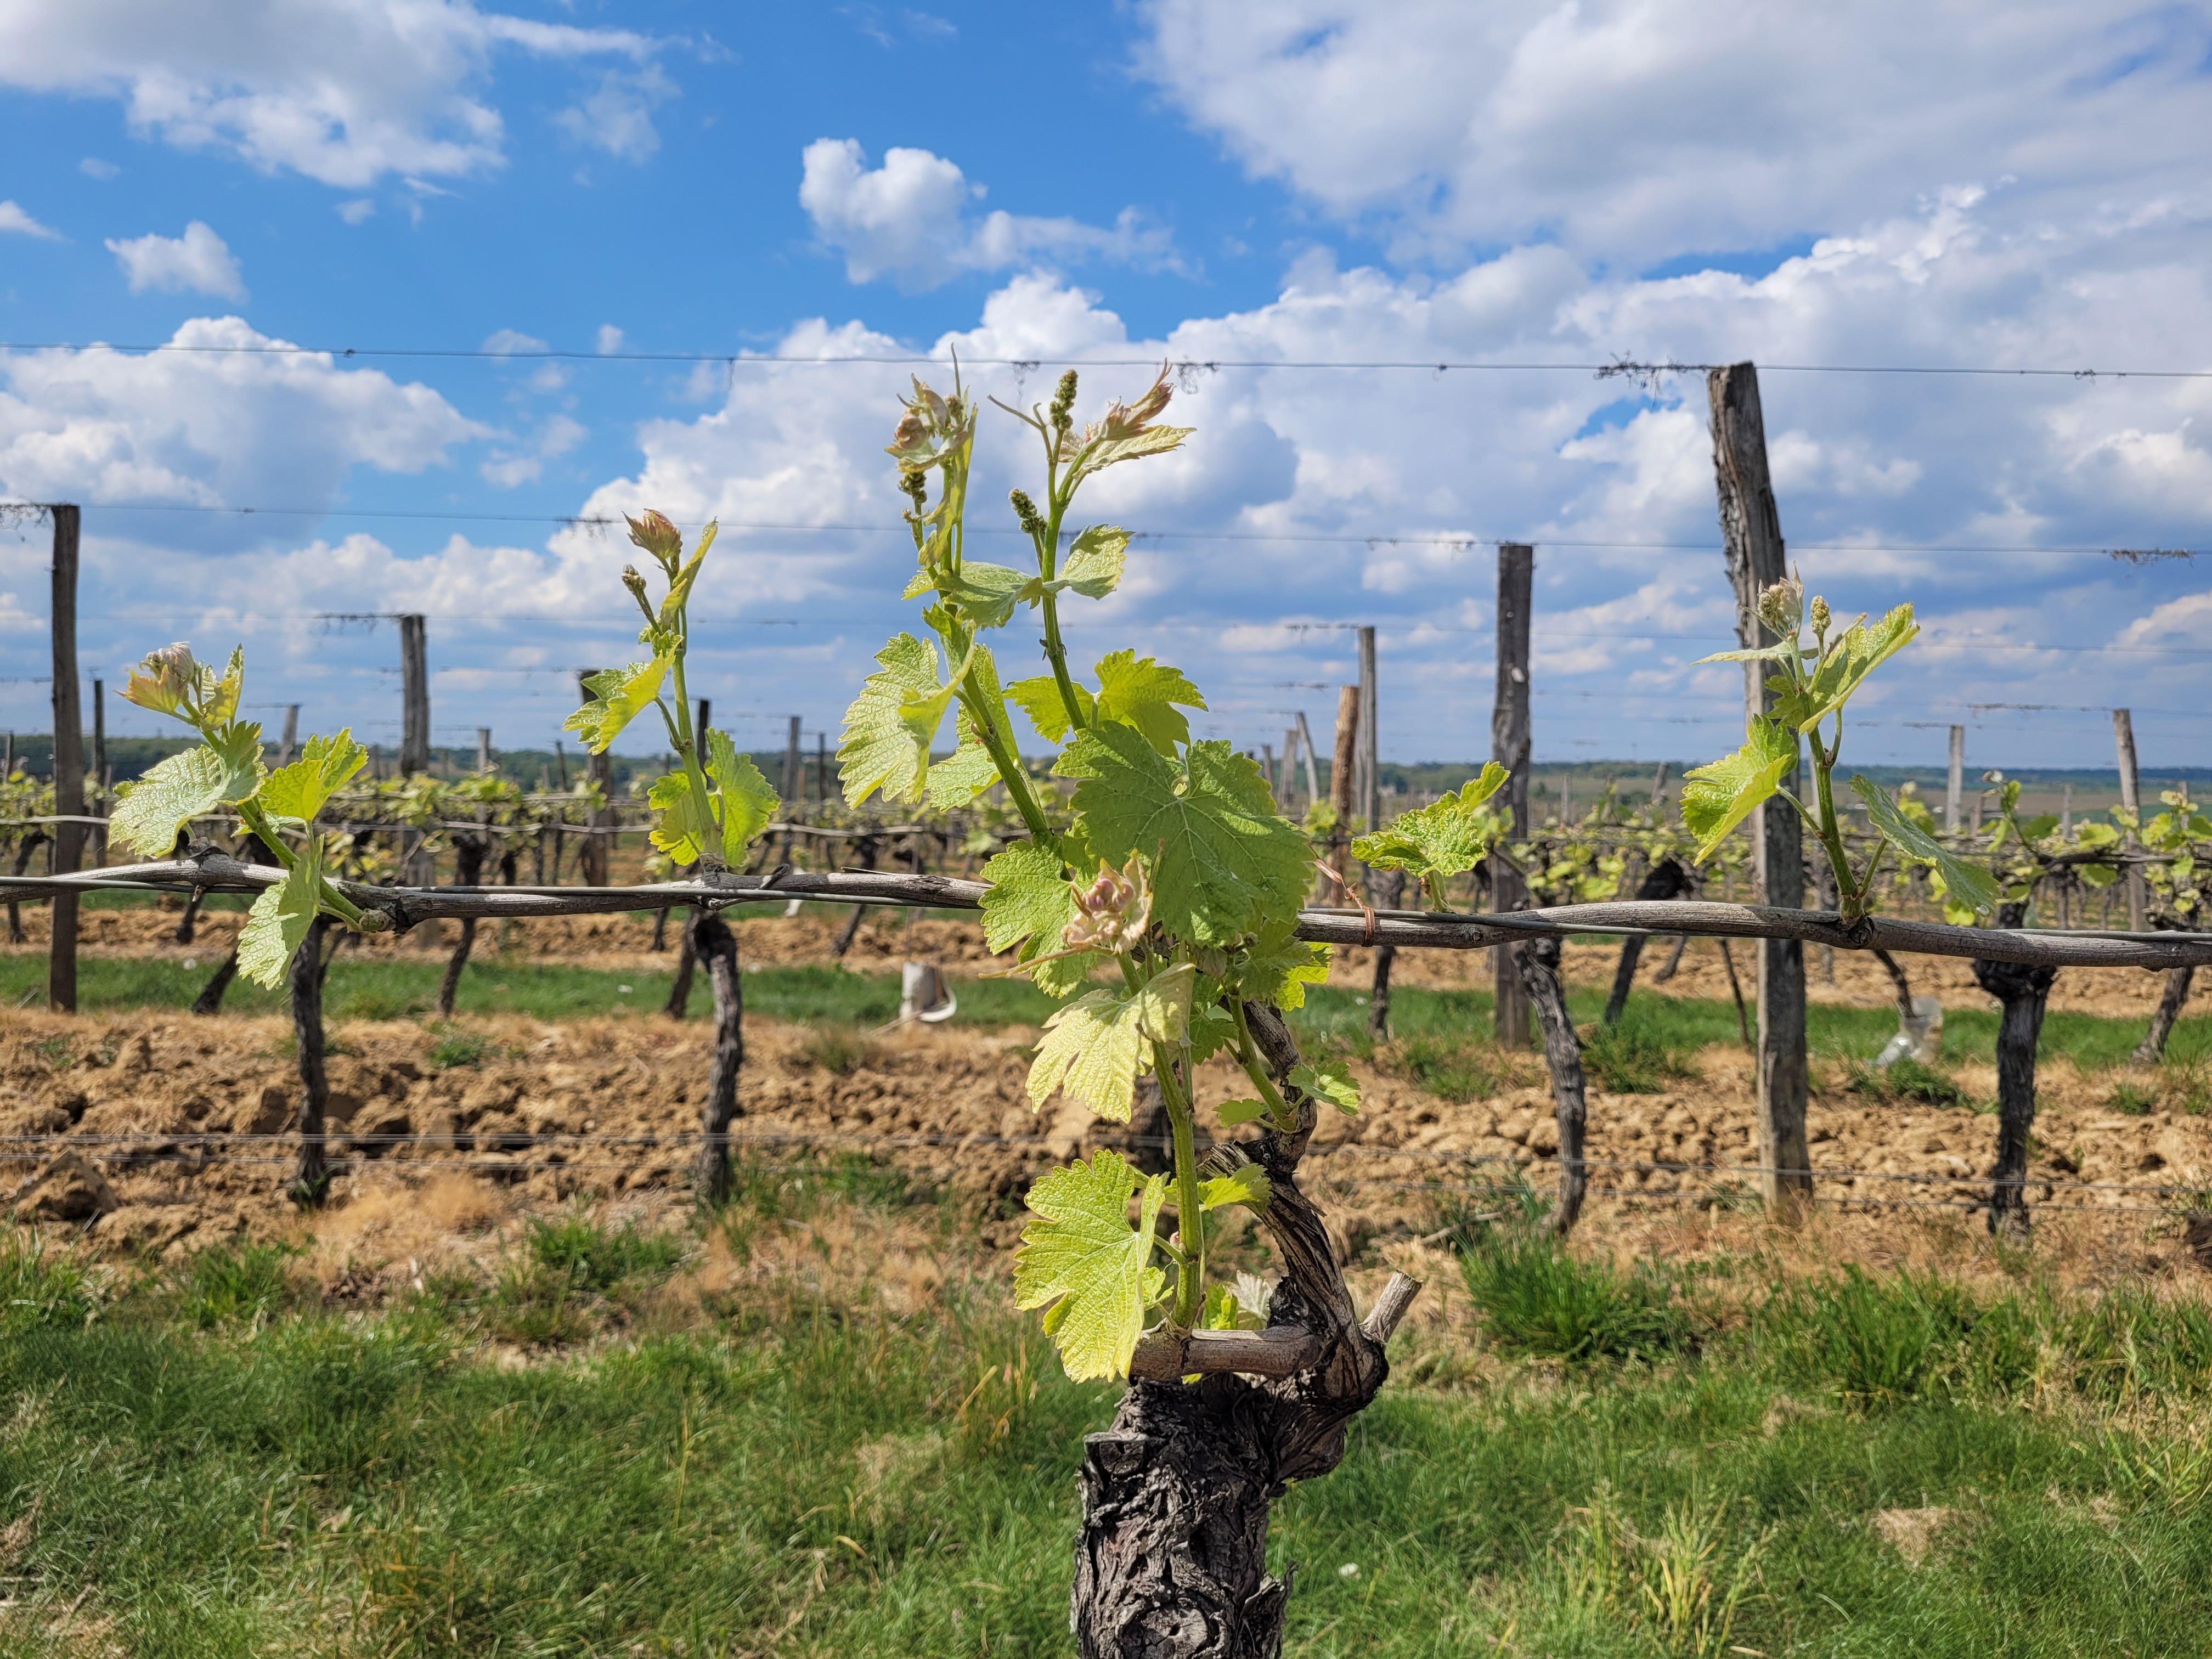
[1,0,2209,776]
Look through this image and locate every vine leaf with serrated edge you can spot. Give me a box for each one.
[236,836,322,989]
[1681,716,1801,862]
[109,725,267,856]
[1092,650,1206,755]
[705,730,778,861]
[1850,775,2000,915]
[1352,761,1511,899]
[1062,727,1308,947]
[257,730,368,826]
[1197,1165,1272,1213]
[1290,1059,1361,1115]
[1013,1149,1169,1381]
[1235,914,1331,1011]
[1019,524,1127,606]
[979,838,1107,998]
[1006,674,1095,744]
[1025,963,1196,1122]
[566,657,669,754]
[838,633,945,806]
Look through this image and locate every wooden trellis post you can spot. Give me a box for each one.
[48,504,83,1013]
[1491,542,1532,1048]
[1708,362,1811,1220]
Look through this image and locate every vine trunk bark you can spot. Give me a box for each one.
[290,916,331,1202]
[1516,935,1591,1234]
[435,833,488,1017]
[1973,904,2057,1237]
[691,910,744,1203]
[2132,967,2195,1066]
[1070,1003,1417,1658]
[1601,857,1692,1026]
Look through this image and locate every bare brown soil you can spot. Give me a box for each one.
[7,999,2206,1280]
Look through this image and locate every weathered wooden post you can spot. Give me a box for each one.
[1946,725,1965,833]
[2114,708,2147,932]
[1491,542,1533,1048]
[577,670,611,887]
[48,504,83,1014]
[783,714,802,809]
[89,676,108,868]
[398,614,430,775]
[1328,685,1357,889]
[278,704,299,766]
[475,727,492,774]
[1356,624,1378,832]
[1295,710,1321,806]
[1708,363,1812,1220]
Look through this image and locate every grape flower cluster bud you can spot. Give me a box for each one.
[625,510,684,571]
[1062,853,1153,953]
[1809,594,1831,633]
[1009,487,1045,537]
[1756,574,1805,637]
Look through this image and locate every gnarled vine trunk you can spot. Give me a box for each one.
[1973,903,2056,1237]
[691,910,744,1203]
[2133,966,2195,1066]
[1071,1003,1417,1659]
[1516,935,1591,1233]
[1601,856,1692,1026]
[290,915,331,1202]
[435,833,488,1017]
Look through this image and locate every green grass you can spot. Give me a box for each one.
[10,1214,2212,1656]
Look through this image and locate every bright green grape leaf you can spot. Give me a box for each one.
[981,838,1074,955]
[981,839,1107,999]
[1198,1165,1272,1213]
[1021,524,1127,606]
[1215,1097,1270,1128]
[645,768,713,864]
[1290,1059,1361,1115]
[935,562,1029,630]
[1014,1149,1169,1382]
[839,634,943,806]
[1067,728,1310,947]
[706,730,779,861]
[124,642,240,724]
[1237,915,1331,1011]
[1025,964,1196,1122]
[1694,640,1803,665]
[109,727,266,856]
[1797,605,1917,730]
[1352,762,1511,885]
[1850,775,2000,915]
[1068,425,1193,486]
[2079,861,2120,890]
[1681,716,1801,862]
[1092,651,1206,755]
[258,730,368,826]
[566,657,669,754]
[1007,674,1095,744]
[654,524,717,628]
[1203,1277,1272,1333]
[927,709,1001,809]
[235,843,320,990]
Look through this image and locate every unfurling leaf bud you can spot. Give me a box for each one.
[1756,574,1804,637]
[1061,852,1153,955]
[625,509,684,570]
[1009,488,1045,535]
[1809,593,1830,633]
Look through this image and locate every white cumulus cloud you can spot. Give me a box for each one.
[0,201,61,239]
[1137,0,2212,264]
[106,221,246,297]
[0,0,666,188]
[799,138,1178,291]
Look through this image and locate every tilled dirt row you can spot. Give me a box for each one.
[7,1004,2205,1273]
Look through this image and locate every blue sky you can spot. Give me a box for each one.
[2,0,2209,775]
